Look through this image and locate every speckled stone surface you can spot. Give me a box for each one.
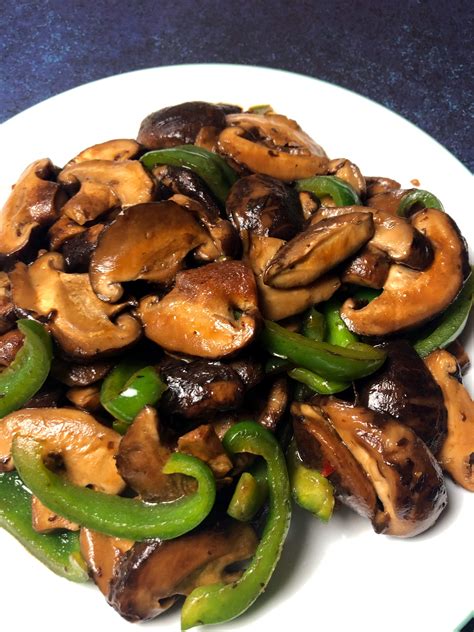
[1,0,473,170]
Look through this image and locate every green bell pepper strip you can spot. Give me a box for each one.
[12,436,216,541]
[323,297,359,347]
[414,270,473,358]
[0,319,52,419]
[296,175,361,206]
[261,320,386,381]
[265,356,292,374]
[181,421,291,629]
[100,361,167,429]
[351,287,382,304]
[227,459,268,522]
[140,145,237,204]
[0,470,88,582]
[301,307,326,341]
[286,440,334,522]
[397,189,444,217]
[288,367,350,395]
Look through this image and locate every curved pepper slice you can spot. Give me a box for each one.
[181,420,291,629]
[262,320,386,381]
[286,439,334,522]
[0,319,52,419]
[12,436,216,541]
[296,175,360,206]
[397,189,444,216]
[0,470,87,582]
[140,145,237,204]
[100,361,167,431]
[323,297,359,347]
[227,459,268,522]
[414,270,473,358]
[288,367,349,395]
[301,306,326,341]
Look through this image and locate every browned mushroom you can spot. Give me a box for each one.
[328,158,366,198]
[218,112,328,181]
[256,376,289,431]
[0,159,65,260]
[89,201,210,302]
[245,232,340,321]
[137,102,229,149]
[0,328,24,366]
[292,402,377,519]
[66,139,142,165]
[138,260,260,358]
[263,212,374,289]
[153,164,221,218]
[341,247,391,288]
[312,206,433,270]
[293,399,448,536]
[31,495,79,533]
[48,215,86,250]
[0,272,15,334]
[341,209,469,336]
[80,528,134,596]
[425,349,474,491]
[357,340,447,454]
[50,358,113,387]
[0,408,124,493]
[108,521,258,621]
[160,359,245,419]
[226,174,304,241]
[365,176,401,197]
[66,385,101,412]
[62,223,105,272]
[10,252,141,360]
[58,160,154,225]
[115,406,192,502]
[366,187,408,214]
[177,424,233,478]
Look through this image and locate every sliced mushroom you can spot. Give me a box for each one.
[256,376,289,431]
[328,158,366,198]
[89,201,210,302]
[425,349,474,491]
[153,164,221,218]
[341,246,391,288]
[228,356,265,390]
[226,174,304,240]
[0,328,24,366]
[10,252,141,360]
[357,340,447,454]
[66,385,101,412]
[50,358,113,387]
[218,112,328,181]
[263,212,374,289]
[116,407,192,502]
[0,407,124,493]
[292,402,377,519]
[317,397,447,536]
[0,272,15,334]
[366,188,408,214]
[341,209,469,336]
[80,528,134,596]
[177,424,233,478]
[160,360,245,419]
[446,339,470,373]
[108,521,258,622]
[139,260,260,358]
[0,159,65,259]
[48,215,86,250]
[31,495,79,533]
[58,160,154,225]
[137,101,228,149]
[245,233,340,320]
[62,223,105,272]
[365,176,401,197]
[66,139,141,165]
[313,206,433,270]
[168,194,239,261]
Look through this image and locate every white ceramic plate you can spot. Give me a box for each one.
[0,65,472,632]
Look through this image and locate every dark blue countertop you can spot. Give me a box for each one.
[1,0,473,170]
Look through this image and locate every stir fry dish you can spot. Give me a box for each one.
[0,100,472,628]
